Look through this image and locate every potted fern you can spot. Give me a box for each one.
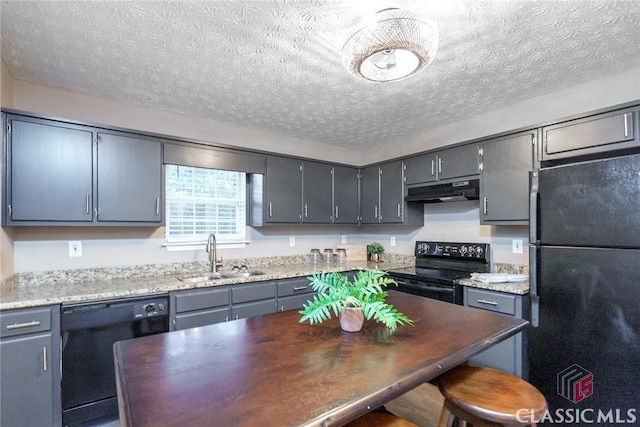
[299,269,413,332]
[367,242,385,262]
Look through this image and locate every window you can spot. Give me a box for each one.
[165,165,247,246]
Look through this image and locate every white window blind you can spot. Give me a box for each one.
[165,165,246,244]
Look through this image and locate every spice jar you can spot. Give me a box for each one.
[336,248,347,263]
[323,248,334,263]
[310,248,321,264]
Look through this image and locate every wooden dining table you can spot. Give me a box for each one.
[114,291,528,427]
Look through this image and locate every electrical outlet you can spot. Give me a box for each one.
[289,236,295,247]
[341,235,347,244]
[512,239,523,254]
[69,241,82,257]
[390,236,396,246]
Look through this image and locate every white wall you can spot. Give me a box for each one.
[5,67,639,273]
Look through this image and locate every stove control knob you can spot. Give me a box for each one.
[460,246,468,255]
[475,246,484,256]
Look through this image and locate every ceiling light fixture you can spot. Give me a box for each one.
[342,8,439,83]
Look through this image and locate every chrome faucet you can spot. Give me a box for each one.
[206,233,219,273]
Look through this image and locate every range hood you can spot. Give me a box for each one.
[405,179,480,203]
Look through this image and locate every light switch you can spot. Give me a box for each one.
[512,239,523,254]
[69,241,82,257]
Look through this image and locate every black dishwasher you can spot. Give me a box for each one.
[61,296,169,426]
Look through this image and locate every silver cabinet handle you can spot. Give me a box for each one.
[431,159,435,176]
[334,205,339,219]
[43,346,48,372]
[85,194,90,215]
[268,202,272,217]
[623,112,630,137]
[235,314,239,320]
[293,286,308,291]
[374,206,378,219]
[477,299,498,306]
[438,157,443,174]
[397,203,401,218]
[483,197,488,215]
[304,203,308,218]
[155,197,160,216]
[6,320,41,330]
[279,306,284,312]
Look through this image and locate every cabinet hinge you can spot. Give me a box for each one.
[478,147,483,156]
[93,135,98,146]
[7,205,11,216]
[478,163,484,171]
[532,135,537,146]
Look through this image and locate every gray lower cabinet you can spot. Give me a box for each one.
[464,287,528,378]
[480,130,536,225]
[277,277,316,312]
[170,281,277,330]
[0,305,61,427]
[230,282,277,320]
[170,287,230,330]
[541,106,638,162]
[3,113,163,226]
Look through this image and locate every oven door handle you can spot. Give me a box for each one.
[394,279,454,293]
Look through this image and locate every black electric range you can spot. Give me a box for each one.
[387,241,491,305]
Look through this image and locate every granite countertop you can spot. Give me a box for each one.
[0,259,412,311]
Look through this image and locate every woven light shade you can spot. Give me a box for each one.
[342,8,439,82]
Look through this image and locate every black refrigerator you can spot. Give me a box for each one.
[529,152,640,424]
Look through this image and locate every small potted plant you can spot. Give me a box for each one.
[299,269,413,332]
[367,242,385,262]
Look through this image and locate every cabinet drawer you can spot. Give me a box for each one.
[232,282,276,304]
[173,288,230,313]
[0,307,52,338]
[465,288,515,315]
[173,307,230,330]
[278,293,315,312]
[231,300,277,320]
[277,278,313,297]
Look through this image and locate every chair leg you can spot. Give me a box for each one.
[437,404,454,427]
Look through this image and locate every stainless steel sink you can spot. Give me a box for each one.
[177,271,265,283]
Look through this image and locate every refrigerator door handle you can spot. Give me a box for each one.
[529,170,539,244]
[529,245,539,327]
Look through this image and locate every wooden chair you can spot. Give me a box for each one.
[437,365,547,427]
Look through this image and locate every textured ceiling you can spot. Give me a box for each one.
[1,0,639,151]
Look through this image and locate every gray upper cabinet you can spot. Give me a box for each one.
[302,161,333,223]
[404,143,479,185]
[97,132,162,223]
[541,107,638,161]
[403,152,438,184]
[359,165,380,224]
[480,131,536,225]
[264,156,335,224]
[6,116,94,223]
[3,114,163,226]
[332,165,359,224]
[360,161,423,225]
[265,156,303,223]
[436,143,480,181]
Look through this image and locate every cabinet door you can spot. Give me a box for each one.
[0,333,56,426]
[481,131,535,224]
[359,166,380,223]
[542,108,637,161]
[437,143,479,181]
[231,299,277,320]
[265,156,302,223]
[8,117,93,222]
[97,132,163,222]
[404,152,438,184]
[379,161,404,224]
[302,161,332,223]
[332,165,359,224]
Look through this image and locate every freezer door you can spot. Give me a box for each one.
[528,246,640,416]
[538,153,640,248]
